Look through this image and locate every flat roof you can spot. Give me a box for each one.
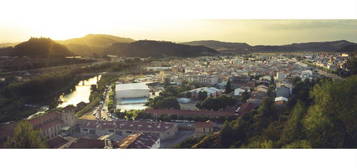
[116,83,149,91]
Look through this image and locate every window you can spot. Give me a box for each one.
[83,128,88,132]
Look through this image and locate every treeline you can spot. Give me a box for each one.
[179,76,357,148]
[0,60,143,122]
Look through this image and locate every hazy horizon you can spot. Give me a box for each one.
[1,19,357,45]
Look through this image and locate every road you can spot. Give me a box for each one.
[100,87,112,121]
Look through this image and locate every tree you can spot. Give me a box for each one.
[283,140,311,148]
[225,80,233,94]
[4,121,47,148]
[240,91,250,103]
[147,96,180,110]
[196,95,237,111]
[303,76,357,148]
[280,101,306,145]
[197,91,208,101]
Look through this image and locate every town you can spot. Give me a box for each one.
[0,51,351,149]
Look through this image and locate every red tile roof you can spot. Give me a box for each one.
[194,120,215,128]
[77,119,176,132]
[236,103,258,116]
[118,133,160,149]
[68,138,105,149]
[47,136,69,148]
[144,109,236,117]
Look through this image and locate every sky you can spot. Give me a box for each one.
[0,0,357,45]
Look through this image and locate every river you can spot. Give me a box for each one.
[57,75,101,108]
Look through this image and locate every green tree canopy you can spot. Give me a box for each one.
[303,76,357,148]
[4,121,47,148]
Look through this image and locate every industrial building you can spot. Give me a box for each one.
[115,82,150,99]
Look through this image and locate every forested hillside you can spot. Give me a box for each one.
[179,76,357,148]
[106,40,219,58]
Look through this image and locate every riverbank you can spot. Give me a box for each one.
[0,60,144,123]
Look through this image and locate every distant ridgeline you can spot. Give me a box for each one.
[183,40,357,53]
[182,40,251,54]
[0,37,73,58]
[1,35,357,58]
[105,40,219,58]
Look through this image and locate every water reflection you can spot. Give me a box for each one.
[57,75,101,108]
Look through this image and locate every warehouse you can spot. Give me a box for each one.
[115,83,150,99]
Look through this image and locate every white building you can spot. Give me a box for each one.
[234,88,246,96]
[115,83,150,99]
[275,72,287,81]
[300,70,313,81]
[189,87,223,98]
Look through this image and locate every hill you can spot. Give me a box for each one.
[183,40,357,53]
[12,37,73,58]
[0,43,18,48]
[182,40,251,54]
[252,40,356,52]
[106,40,219,58]
[337,44,357,53]
[60,34,135,57]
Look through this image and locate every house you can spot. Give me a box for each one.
[182,75,219,85]
[77,120,178,140]
[118,133,160,149]
[68,138,107,149]
[275,97,288,105]
[189,87,223,98]
[229,75,251,89]
[301,70,313,81]
[47,136,69,148]
[255,85,269,93]
[235,103,258,116]
[275,72,287,81]
[276,86,291,98]
[194,120,215,137]
[234,88,246,96]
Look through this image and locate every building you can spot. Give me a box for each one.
[275,72,287,81]
[0,107,77,142]
[301,70,313,81]
[28,112,64,139]
[276,86,291,98]
[144,109,237,118]
[275,97,288,105]
[229,75,251,89]
[235,103,258,116]
[118,133,160,149]
[194,121,215,137]
[115,83,150,99]
[146,67,172,72]
[68,138,108,149]
[182,75,219,85]
[189,87,223,98]
[77,120,177,140]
